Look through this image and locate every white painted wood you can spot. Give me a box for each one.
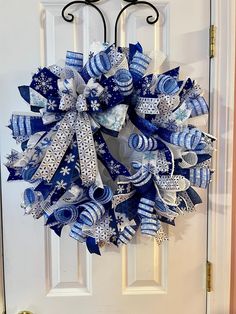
[207,0,236,313]
[0,0,211,313]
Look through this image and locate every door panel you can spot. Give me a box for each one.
[0,0,210,313]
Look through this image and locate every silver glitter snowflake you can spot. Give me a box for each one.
[95,141,106,155]
[155,226,169,245]
[107,160,120,175]
[100,86,112,105]
[33,72,53,95]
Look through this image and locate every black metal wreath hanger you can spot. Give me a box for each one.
[61,0,107,42]
[61,0,160,46]
[114,0,159,46]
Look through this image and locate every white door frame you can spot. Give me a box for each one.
[0,0,235,313]
[208,0,235,313]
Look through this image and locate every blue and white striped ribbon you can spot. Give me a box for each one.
[54,205,79,224]
[70,221,87,242]
[189,168,211,188]
[86,51,111,78]
[117,225,136,245]
[128,133,160,152]
[11,114,33,137]
[137,197,155,218]
[79,201,105,226]
[169,128,202,150]
[137,198,159,236]
[88,184,113,204]
[114,69,133,96]
[155,74,179,95]
[128,165,152,187]
[66,51,83,72]
[186,96,209,117]
[130,51,151,80]
[141,216,161,236]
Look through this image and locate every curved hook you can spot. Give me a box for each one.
[115,0,159,46]
[62,0,107,43]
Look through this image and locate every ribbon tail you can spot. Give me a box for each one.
[32,111,77,182]
[93,131,130,180]
[75,112,97,187]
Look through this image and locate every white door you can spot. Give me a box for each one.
[0,0,210,313]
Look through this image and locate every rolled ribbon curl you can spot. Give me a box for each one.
[117,225,136,245]
[114,69,133,96]
[53,205,79,224]
[79,201,105,226]
[70,222,87,242]
[155,74,179,95]
[88,184,113,204]
[128,163,153,188]
[130,51,151,81]
[128,133,163,152]
[158,127,202,150]
[175,167,212,189]
[141,216,160,236]
[137,197,155,218]
[85,51,111,79]
[186,96,209,117]
[66,51,83,72]
[189,167,212,188]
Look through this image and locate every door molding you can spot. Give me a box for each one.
[208,0,236,312]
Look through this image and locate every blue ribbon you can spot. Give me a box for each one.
[66,51,83,72]
[114,69,133,96]
[155,74,180,95]
[128,133,164,152]
[93,131,130,180]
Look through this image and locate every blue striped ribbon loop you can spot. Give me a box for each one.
[66,51,83,72]
[88,184,113,204]
[128,166,152,187]
[155,74,179,95]
[189,168,212,188]
[114,69,133,96]
[79,201,105,226]
[86,51,111,78]
[70,222,87,242]
[130,51,151,81]
[54,205,79,224]
[141,216,160,236]
[117,225,136,245]
[23,188,42,206]
[129,133,160,152]
[137,198,155,218]
[169,128,202,150]
[186,96,209,117]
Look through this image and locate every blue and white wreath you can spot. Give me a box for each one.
[6,42,215,255]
